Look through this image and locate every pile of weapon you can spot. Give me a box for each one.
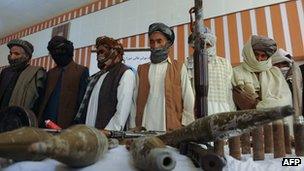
[0,1,303,170]
[0,105,297,171]
[213,115,304,161]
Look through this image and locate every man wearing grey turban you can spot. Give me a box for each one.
[0,39,46,115]
[129,22,195,131]
[232,35,292,110]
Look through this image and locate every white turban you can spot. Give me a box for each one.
[271,48,292,66]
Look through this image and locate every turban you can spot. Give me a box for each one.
[47,36,74,58]
[251,35,277,58]
[148,22,175,46]
[95,36,124,56]
[7,39,34,58]
[272,48,292,66]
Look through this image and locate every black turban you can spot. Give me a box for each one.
[47,36,74,58]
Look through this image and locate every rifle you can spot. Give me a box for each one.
[43,120,165,139]
[179,142,226,171]
[190,0,208,119]
[103,130,165,139]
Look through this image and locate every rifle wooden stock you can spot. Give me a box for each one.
[264,123,273,153]
[228,136,241,160]
[158,106,293,147]
[273,120,286,158]
[252,126,264,160]
[129,136,176,171]
[284,123,292,154]
[240,133,251,154]
[214,139,225,157]
[294,118,304,156]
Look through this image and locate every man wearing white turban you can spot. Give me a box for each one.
[187,28,235,115]
[202,29,236,115]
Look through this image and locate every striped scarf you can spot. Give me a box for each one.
[74,69,107,123]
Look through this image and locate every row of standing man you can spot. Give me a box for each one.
[0,22,300,133]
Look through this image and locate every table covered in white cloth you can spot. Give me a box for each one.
[2,145,304,171]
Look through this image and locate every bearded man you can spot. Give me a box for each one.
[232,35,292,110]
[74,36,135,131]
[0,39,46,114]
[129,22,195,131]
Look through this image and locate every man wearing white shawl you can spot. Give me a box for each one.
[199,29,236,115]
[232,35,292,110]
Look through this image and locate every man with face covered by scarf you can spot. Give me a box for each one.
[74,36,135,131]
[233,36,294,147]
[188,28,235,115]
[232,35,292,110]
[272,49,301,91]
[38,36,89,128]
[0,39,46,115]
[129,22,195,131]
[272,49,303,132]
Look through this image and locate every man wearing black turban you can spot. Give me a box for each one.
[129,22,195,132]
[0,39,46,115]
[38,36,89,129]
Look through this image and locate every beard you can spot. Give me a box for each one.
[7,55,29,71]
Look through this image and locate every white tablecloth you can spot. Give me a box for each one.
[2,145,304,171]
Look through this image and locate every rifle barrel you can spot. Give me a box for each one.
[193,0,208,118]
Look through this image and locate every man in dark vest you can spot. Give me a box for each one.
[74,36,135,131]
[0,39,46,115]
[129,22,195,132]
[38,36,89,128]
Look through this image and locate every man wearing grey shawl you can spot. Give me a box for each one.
[232,35,292,110]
